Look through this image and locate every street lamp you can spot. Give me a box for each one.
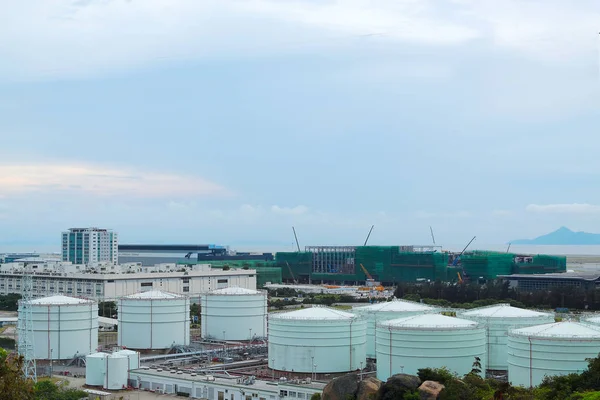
[360,361,363,381]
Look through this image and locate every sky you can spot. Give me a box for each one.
[1,0,600,252]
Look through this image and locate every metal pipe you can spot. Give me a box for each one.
[349,318,353,371]
[528,336,533,389]
[389,326,392,378]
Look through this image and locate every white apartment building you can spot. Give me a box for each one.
[0,263,256,301]
[62,227,118,265]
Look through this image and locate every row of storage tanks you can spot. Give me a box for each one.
[267,300,600,388]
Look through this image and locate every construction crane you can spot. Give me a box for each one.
[453,236,476,284]
[363,225,374,246]
[18,270,36,381]
[285,262,298,285]
[430,226,436,245]
[292,227,301,252]
[359,264,384,291]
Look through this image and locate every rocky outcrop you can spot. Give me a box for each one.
[386,374,421,392]
[356,377,382,400]
[322,373,359,400]
[418,381,445,400]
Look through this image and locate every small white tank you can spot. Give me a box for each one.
[201,287,267,340]
[85,352,108,386]
[104,353,129,390]
[508,321,600,387]
[376,313,486,380]
[353,299,436,358]
[114,349,140,371]
[268,306,367,373]
[460,304,554,371]
[22,294,98,359]
[118,290,190,349]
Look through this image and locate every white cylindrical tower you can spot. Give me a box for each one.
[104,353,129,390]
[22,295,98,360]
[85,352,108,386]
[460,304,554,371]
[508,321,600,387]
[201,287,267,340]
[118,290,190,350]
[268,306,367,373]
[376,314,486,380]
[352,299,436,358]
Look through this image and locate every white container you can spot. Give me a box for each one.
[85,352,108,386]
[118,290,190,349]
[104,353,129,390]
[114,349,140,371]
[21,295,98,359]
[376,314,486,380]
[268,306,367,373]
[508,322,600,387]
[201,287,267,340]
[353,299,436,358]
[460,304,554,371]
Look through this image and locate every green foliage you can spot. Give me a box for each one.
[0,294,21,311]
[190,303,200,320]
[34,379,87,400]
[98,301,117,318]
[0,337,15,350]
[311,393,321,400]
[0,350,34,400]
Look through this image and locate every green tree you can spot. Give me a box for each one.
[0,348,35,400]
[34,379,87,400]
[98,301,117,318]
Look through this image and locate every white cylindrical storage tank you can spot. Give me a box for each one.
[376,314,486,381]
[353,299,437,358]
[583,315,600,326]
[85,352,108,386]
[104,353,129,390]
[114,349,140,371]
[508,322,600,388]
[268,306,367,373]
[21,295,98,360]
[460,304,554,371]
[201,287,267,340]
[118,290,190,349]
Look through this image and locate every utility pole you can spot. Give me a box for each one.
[18,271,37,381]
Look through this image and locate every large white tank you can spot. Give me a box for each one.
[21,295,98,360]
[201,286,267,340]
[584,315,600,325]
[268,306,367,373]
[104,353,129,390]
[376,313,486,380]
[118,290,190,349]
[353,299,436,358]
[460,304,554,371]
[508,321,600,387]
[85,352,108,386]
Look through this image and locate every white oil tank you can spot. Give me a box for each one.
[584,315,600,325]
[353,299,436,358]
[460,304,554,371]
[508,321,600,387]
[201,286,267,340]
[104,353,129,390]
[376,313,486,380]
[114,349,140,371]
[268,306,367,373]
[85,352,108,386]
[118,290,190,349]
[21,295,98,359]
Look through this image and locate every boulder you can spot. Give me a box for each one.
[418,381,445,400]
[356,377,382,400]
[386,374,421,392]
[322,373,359,400]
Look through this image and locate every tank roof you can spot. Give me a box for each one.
[124,290,182,299]
[510,321,600,339]
[382,313,478,329]
[29,295,94,305]
[87,352,109,358]
[354,299,435,312]
[270,306,356,320]
[461,304,552,318]
[208,286,262,295]
[585,316,600,324]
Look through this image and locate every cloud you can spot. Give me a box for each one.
[271,205,309,215]
[492,209,513,217]
[0,163,227,198]
[526,203,600,214]
[1,0,597,80]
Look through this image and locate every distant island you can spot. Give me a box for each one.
[510,227,600,245]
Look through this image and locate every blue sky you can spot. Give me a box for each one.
[1,0,600,252]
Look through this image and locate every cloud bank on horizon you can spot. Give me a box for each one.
[1,0,600,251]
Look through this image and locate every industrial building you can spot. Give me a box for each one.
[20,294,98,360]
[499,272,600,291]
[118,290,190,350]
[201,287,268,340]
[459,304,555,372]
[62,227,118,265]
[375,314,486,380]
[0,262,257,300]
[507,321,600,387]
[268,306,367,374]
[118,244,274,265]
[129,368,326,399]
[352,299,437,359]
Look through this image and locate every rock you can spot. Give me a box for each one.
[418,381,445,400]
[356,377,382,400]
[322,373,359,400]
[386,374,421,392]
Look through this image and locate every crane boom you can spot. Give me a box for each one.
[292,227,301,252]
[363,225,375,246]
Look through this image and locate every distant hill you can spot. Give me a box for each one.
[510,227,600,245]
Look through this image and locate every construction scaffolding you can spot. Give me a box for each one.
[306,246,356,275]
[460,251,514,279]
[512,254,567,275]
